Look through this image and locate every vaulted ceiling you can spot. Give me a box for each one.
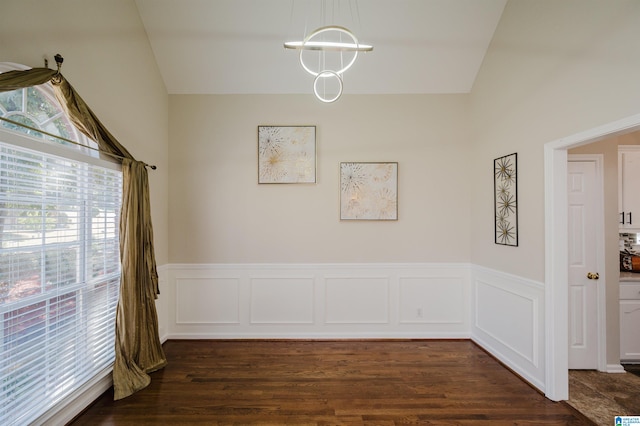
[134,0,507,95]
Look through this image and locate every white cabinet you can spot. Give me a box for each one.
[620,282,640,361]
[618,146,640,231]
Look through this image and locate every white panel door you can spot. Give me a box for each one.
[567,160,600,369]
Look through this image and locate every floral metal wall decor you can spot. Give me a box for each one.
[494,153,518,246]
[258,126,316,183]
[340,162,398,220]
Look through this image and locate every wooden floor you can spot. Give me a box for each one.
[70,340,593,425]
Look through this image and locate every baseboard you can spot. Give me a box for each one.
[166,331,471,340]
[606,363,626,373]
[471,334,546,393]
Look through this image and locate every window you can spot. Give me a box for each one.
[0,63,97,156]
[0,64,122,425]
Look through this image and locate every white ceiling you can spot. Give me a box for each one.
[134,0,506,95]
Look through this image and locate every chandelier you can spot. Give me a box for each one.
[284,2,373,103]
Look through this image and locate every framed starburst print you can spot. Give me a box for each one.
[494,153,518,246]
[258,125,316,183]
[340,162,398,220]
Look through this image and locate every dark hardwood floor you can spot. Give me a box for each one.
[70,340,593,425]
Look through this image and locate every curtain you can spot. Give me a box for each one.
[0,67,166,400]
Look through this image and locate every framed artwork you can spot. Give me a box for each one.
[258,125,316,183]
[340,162,398,220]
[494,152,518,246]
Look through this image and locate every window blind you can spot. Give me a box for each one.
[0,135,122,425]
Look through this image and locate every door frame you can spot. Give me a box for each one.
[567,154,606,370]
[545,112,640,401]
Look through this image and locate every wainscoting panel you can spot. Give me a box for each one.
[325,277,390,324]
[166,263,471,339]
[250,277,314,324]
[475,280,535,363]
[176,277,240,324]
[471,266,545,392]
[399,277,465,324]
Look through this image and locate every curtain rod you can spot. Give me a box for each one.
[0,115,157,170]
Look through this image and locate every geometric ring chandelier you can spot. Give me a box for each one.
[285,25,373,103]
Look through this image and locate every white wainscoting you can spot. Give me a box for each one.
[165,263,472,339]
[470,266,546,392]
[251,276,315,324]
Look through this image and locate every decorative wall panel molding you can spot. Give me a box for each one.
[176,277,240,324]
[399,276,466,324]
[250,277,315,324]
[470,266,545,392]
[165,263,471,339]
[325,277,390,324]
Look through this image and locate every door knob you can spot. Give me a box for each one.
[587,272,599,280]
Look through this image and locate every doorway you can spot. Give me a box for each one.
[567,155,605,370]
[544,113,640,401]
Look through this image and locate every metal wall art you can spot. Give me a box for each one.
[494,153,518,246]
[340,162,398,220]
[258,125,316,183]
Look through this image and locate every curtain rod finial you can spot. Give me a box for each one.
[54,54,64,73]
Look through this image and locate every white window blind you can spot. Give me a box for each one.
[0,135,122,425]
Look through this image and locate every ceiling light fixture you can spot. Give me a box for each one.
[284,3,372,103]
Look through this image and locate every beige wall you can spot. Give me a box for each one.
[470,0,640,281]
[0,0,170,265]
[169,94,471,263]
